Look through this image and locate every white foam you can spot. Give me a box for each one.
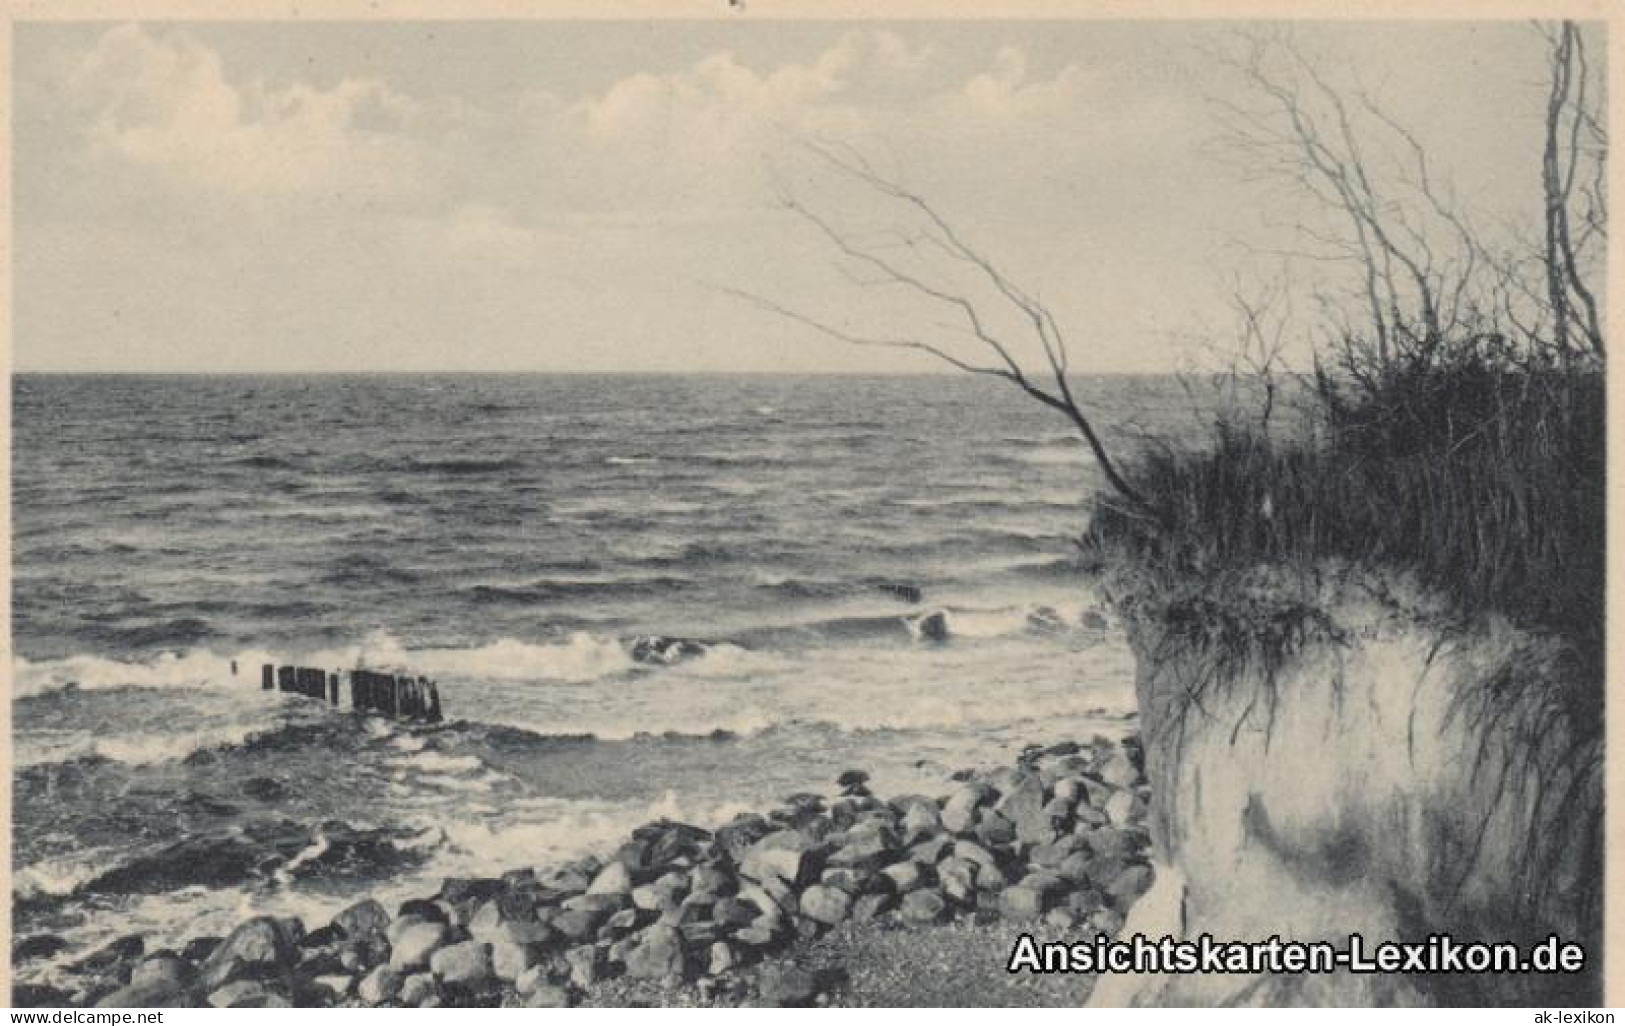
[13,647,280,699]
[13,720,270,769]
[14,854,109,901]
[301,631,636,685]
[392,751,483,775]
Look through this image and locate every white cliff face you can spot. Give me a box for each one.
[1102,568,1601,1007]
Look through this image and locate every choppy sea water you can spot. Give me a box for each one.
[11,373,1194,982]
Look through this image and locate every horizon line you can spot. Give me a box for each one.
[11,367,1192,377]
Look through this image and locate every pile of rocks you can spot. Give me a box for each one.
[18,735,1153,1009]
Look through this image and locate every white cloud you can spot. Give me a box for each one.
[68,23,435,200]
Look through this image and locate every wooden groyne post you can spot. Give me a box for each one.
[346,668,443,723]
[261,663,443,723]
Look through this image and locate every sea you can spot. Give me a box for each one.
[11,372,1200,981]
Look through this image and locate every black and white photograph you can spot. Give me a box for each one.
[7,4,1611,1009]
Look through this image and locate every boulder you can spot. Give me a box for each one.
[1030,836,1088,869]
[953,840,1001,876]
[1054,851,1094,883]
[207,981,289,1008]
[900,890,946,924]
[439,877,504,910]
[689,864,731,896]
[388,921,450,972]
[915,611,949,642]
[181,937,221,964]
[826,828,896,871]
[130,954,191,990]
[587,861,633,896]
[819,867,873,893]
[937,857,977,903]
[553,909,607,942]
[714,896,759,927]
[900,803,941,844]
[851,893,895,920]
[908,835,954,865]
[399,973,439,1007]
[198,917,297,992]
[1099,750,1140,789]
[796,885,851,926]
[632,871,689,912]
[523,983,572,1008]
[514,964,547,996]
[755,827,820,853]
[502,867,538,889]
[564,944,604,988]
[1066,887,1108,916]
[708,941,736,975]
[396,899,449,925]
[429,940,493,987]
[715,815,774,862]
[737,881,790,918]
[975,811,1017,848]
[1106,863,1155,907]
[546,866,595,894]
[880,861,924,893]
[1001,874,1065,920]
[562,892,626,915]
[94,979,189,1008]
[490,933,543,983]
[313,974,354,1000]
[940,784,994,835]
[358,965,403,1005]
[678,920,720,946]
[1044,908,1079,930]
[1080,825,1141,860]
[1104,790,1141,828]
[624,924,686,980]
[740,847,805,888]
[995,775,1046,829]
[300,924,345,949]
[758,963,818,1007]
[1088,907,1126,937]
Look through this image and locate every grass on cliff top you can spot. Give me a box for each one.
[1084,336,1605,660]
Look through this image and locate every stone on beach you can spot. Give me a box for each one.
[207,981,290,1008]
[388,921,450,972]
[796,884,852,925]
[587,860,633,896]
[900,890,946,924]
[758,963,819,1007]
[198,917,297,992]
[880,860,925,893]
[331,899,390,943]
[429,940,493,987]
[624,924,686,979]
[358,965,403,1005]
[940,783,994,834]
[28,730,1155,1010]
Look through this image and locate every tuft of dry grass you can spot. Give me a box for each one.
[1086,344,1604,665]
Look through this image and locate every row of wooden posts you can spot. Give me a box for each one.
[262,664,443,723]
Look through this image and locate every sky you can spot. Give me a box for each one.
[12,19,1582,373]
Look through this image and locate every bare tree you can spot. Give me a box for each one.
[729,141,1147,508]
[1214,22,1605,368]
[1539,21,1606,356]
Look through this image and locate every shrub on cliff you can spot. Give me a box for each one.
[1084,340,1604,655]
